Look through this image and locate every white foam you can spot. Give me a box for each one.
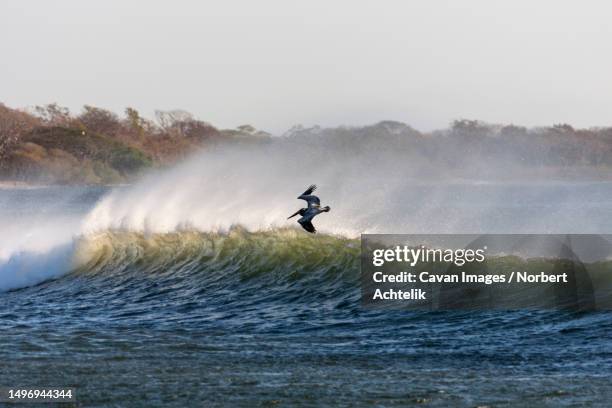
[0,216,80,291]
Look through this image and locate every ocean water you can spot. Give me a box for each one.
[1,182,612,407]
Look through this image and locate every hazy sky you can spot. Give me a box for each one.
[1,0,610,134]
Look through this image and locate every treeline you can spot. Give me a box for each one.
[0,103,269,184]
[1,102,611,184]
[283,120,612,179]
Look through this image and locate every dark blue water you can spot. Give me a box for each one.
[1,185,611,407]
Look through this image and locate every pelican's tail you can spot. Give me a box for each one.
[323,206,331,212]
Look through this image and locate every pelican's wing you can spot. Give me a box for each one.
[298,184,320,208]
[298,219,316,233]
[301,184,317,196]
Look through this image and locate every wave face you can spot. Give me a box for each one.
[61,230,612,313]
[69,229,361,320]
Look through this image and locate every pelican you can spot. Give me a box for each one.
[287,184,330,233]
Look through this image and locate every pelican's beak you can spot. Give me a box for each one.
[288,210,300,219]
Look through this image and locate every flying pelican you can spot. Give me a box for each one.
[287,184,330,233]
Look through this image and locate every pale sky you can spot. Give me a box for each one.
[1,0,610,134]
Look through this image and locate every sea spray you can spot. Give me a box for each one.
[81,142,608,238]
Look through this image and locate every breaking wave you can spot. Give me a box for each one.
[3,137,612,292]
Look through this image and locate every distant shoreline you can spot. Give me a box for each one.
[0,181,130,189]
[0,181,46,189]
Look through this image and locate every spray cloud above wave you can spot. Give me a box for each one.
[82,121,612,237]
